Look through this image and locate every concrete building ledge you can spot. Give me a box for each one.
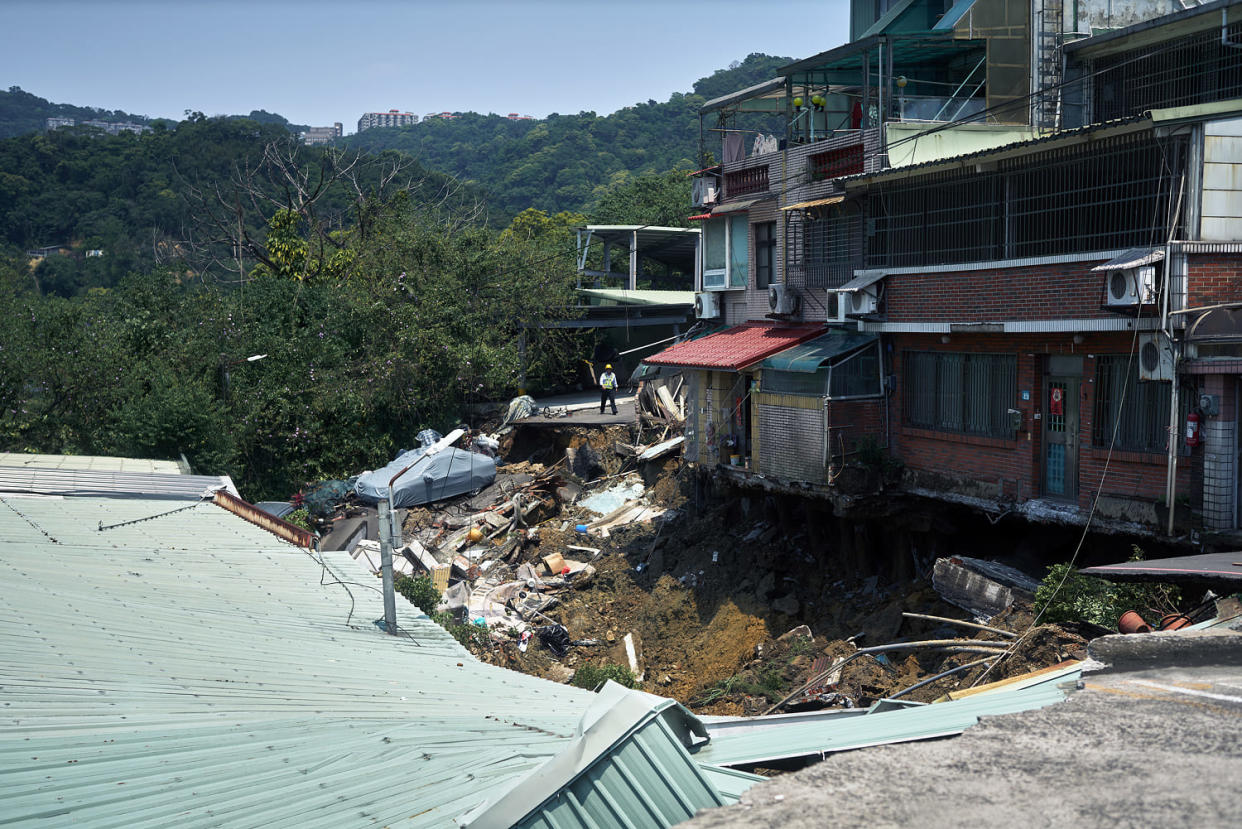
[1087,629,1242,671]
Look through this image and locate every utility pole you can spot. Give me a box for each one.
[377,497,398,634]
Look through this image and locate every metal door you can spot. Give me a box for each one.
[1042,376,1080,499]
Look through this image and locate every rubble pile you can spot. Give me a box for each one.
[297,399,1191,724]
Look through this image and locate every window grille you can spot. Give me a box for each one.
[809,144,864,181]
[1092,356,1182,453]
[1089,22,1242,122]
[903,351,1016,438]
[865,132,1186,268]
[786,206,865,289]
[763,368,827,396]
[830,344,881,398]
[755,221,775,289]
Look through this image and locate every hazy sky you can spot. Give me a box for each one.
[3,0,851,131]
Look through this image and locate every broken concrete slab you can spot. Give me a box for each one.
[932,556,1038,620]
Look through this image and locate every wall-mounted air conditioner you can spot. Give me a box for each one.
[1137,332,1174,382]
[1106,265,1159,308]
[692,177,719,207]
[768,283,799,315]
[694,291,721,319]
[836,285,879,323]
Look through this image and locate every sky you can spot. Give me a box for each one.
[3,0,851,132]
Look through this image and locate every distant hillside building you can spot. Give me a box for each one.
[45,116,75,130]
[45,117,149,135]
[302,122,343,145]
[357,109,418,132]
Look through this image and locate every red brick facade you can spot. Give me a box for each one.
[886,260,1111,322]
[889,332,1193,515]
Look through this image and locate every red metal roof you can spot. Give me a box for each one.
[645,322,826,371]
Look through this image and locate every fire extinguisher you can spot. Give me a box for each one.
[1186,410,1201,448]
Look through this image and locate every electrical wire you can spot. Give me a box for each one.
[967,153,1187,689]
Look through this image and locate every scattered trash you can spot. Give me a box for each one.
[537,624,572,658]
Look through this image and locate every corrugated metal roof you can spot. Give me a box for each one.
[645,323,826,371]
[1090,247,1165,271]
[0,466,238,500]
[0,452,185,474]
[468,686,740,829]
[0,493,606,827]
[782,195,844,211]
[694,672,1079,768]
[578,288,696,307]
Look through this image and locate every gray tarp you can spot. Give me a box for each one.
[354,447,496,508]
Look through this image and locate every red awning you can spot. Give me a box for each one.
[645,322,825,371]
[687,213,712,221]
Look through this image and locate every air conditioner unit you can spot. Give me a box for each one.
[768,284,799,315]
[836,285,879,323]
[694,291,720,319]
[1106,265,1159,307]
[1138,332,1175,382]
[692,177,719,207]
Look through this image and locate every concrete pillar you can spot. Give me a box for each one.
[1201,375,1237,530]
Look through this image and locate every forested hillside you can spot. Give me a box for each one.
[344,53,792,218]
[0,114,469,295]
[0,53,791,496]
[0,86,309,138]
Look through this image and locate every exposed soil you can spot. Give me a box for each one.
[459,426,1092,716]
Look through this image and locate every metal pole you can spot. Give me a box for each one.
[378,497,398,634]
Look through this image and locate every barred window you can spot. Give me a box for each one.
[1092,356,1174,453]
[904,351,1017,438]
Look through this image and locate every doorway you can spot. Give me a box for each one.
[1042,361,1081,500]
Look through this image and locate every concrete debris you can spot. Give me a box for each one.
[932,556,1038,620]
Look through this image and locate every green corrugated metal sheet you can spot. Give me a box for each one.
[0,452,184,474]
[0,493,600,827]
[692,672,1079,768]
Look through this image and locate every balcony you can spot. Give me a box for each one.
[724,165,769,199]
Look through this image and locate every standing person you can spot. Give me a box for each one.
[599,363,618,415]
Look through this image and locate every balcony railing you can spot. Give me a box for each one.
[724,165,769,198]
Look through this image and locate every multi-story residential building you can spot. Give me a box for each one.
[645,0,1242,542]
[302,122,343,145]
[357,109,418,132]
[45,116,75,130]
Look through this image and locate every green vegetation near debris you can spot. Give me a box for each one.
[571,664,640,690]
[1035,547,1182,629]
[0,55,789,501]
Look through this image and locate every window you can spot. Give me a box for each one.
[903,351,1017,438]
[1093,356,1178,453]
[755,222,775,288]
[702,215,749,290]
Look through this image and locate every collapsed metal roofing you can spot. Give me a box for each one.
[0,465,760,828]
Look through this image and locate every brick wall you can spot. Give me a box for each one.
[1187,253,1242,308]
[886,260,1111,321]
[890,333,1191,518]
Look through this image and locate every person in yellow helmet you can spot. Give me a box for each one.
[599,363,618,415]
